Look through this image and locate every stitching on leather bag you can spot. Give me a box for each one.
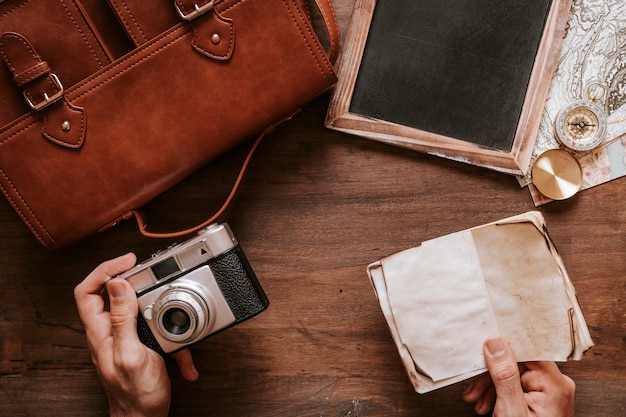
[110,0,148,45]
[0,34,59,103]
[192,14,235,59]
[219,0,244,13]
[0,34,56,104]
[213,0,332,77]
[0,118,39,145]
[0,169,53,247]
[281,0,332,78]
[42,101,86,148]
[315,0,339,58]
[71,27,186,101]
[1,1,108,68]
[60,0,108,67]
[0,0,30,19]
[69,0,332,101]
[0,32,31,73]
[14,62,49,86]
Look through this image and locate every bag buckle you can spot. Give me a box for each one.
[23,73,64,111]
[175,1,215,21]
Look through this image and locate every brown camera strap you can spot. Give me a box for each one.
[130,128,266,239]
[130,0,339,240]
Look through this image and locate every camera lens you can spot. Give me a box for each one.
[152,283,215,344]
[162,308,191,335]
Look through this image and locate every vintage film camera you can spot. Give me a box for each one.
[116,223,269,354]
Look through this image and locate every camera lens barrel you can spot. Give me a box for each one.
[162,308,191,335]
[152,285,214,343]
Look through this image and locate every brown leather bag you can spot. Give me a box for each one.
[0,0,339,250]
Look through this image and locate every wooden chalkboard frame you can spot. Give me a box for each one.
[325,0,573,175]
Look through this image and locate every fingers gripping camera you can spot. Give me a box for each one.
[116,223,269,355]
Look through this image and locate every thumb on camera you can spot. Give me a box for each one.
[107,279,139,343]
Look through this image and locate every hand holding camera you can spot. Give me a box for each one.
[74,223,268,417]
[75,253,193,417]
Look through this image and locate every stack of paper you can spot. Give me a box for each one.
[367,211,593,393]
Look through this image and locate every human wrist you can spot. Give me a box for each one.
[108,399,169,417]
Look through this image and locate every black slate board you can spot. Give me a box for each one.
[349,0,553,152]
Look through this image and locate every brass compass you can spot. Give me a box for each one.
[531,83,609,200]
[554,83,607,151]
[531,149,583,200]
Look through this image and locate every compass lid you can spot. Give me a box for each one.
[531,149,583,200]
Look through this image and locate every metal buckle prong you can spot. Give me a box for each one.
[175,1,215,21]
[24,72,64,111]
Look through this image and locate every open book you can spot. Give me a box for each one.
[367,211,593,393]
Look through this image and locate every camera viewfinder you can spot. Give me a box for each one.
[152,257,180,280]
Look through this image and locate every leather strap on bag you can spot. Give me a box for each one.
[0,32,86,148]
[175,0,340,63]
[312,0,341,63]
[128,0,339,240]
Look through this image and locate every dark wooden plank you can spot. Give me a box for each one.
[1,3,625,416]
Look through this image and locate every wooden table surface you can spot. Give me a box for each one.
[1,2,625,416]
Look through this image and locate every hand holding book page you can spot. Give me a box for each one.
[367,211,593,393]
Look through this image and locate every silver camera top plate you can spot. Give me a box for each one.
[118,223,238,294]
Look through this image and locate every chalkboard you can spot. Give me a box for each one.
[326,0,573,175]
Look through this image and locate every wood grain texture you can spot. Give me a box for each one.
[1,2,625,416]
